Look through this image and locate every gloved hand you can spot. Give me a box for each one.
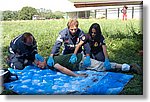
[69,54,77,64]
[47,56,54,67]
[35,54,44,62]
[104,58,111,70]
[83,56,91,67]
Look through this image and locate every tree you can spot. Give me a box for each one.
[18,6,38,20]
[53,11,64,19]
[2,10,13,21]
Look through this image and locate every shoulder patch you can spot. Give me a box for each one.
[103,40,105,44]
[81,36,85,41]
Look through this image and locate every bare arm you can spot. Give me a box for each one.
[54,63,79,77]
[102,45,109,59]
[74,40,84,54]
[54,63,87,77]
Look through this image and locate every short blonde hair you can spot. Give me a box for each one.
[67,19,79,28]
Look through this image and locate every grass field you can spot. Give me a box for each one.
[1,19,143,95]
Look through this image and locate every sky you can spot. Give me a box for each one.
[0,0,75,12]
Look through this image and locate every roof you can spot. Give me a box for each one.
[69,0,143,8]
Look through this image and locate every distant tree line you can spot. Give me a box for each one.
[2,6,64,21]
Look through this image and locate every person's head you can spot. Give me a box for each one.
[67,19,79,35]
[22,32,34,46]
[88,23,102,40]
[34,54,47,69]
[124,5,128,9]
[34,59,47,69]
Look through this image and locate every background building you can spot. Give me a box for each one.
[65,0,143,19]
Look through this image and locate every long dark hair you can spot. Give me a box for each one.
[88,23,102,42]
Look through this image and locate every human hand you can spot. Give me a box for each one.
[104,58,111,70]
[35,54,44,62]
[69,54,77,64]
[47,56,54,67]
[83,56,91,67]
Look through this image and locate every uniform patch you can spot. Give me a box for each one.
[81,36,85,41]
[103,40,105,44]
[94,42,98,47]
[56,35,63,42]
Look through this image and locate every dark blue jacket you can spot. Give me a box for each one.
[8,34,37,61]
[84,34,106,54]
[51,28,90,55]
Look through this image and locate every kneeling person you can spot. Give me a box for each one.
[7,32,38,70]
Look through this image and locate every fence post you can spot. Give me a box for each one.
[118,8,120,19]
[94,10,97,18]
[105,9,107,19]
[132,7,134,19]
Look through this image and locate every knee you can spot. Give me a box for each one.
[96,56,105,62]
[10,62,24,70]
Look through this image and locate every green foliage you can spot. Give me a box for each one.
[2,10,18,21]
[38,10,64,19]
[18,6,38,20]
[2,7,64,21]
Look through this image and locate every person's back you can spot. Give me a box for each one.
[7,32,37,69]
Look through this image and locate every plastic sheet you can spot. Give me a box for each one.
[4,65,133,95]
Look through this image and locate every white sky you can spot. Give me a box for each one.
[0,0,75,12]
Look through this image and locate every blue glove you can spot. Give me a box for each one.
[83,56,91,67]
[69,54,77,64]
[47,56,54,67]
[35,54,44,62]
[104,58,111,70]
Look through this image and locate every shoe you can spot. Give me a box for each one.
[130,64,142,75]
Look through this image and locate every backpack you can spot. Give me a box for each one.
[0,69,18,83]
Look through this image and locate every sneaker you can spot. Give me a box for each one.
[130,64,142,75]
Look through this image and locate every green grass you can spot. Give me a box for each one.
[1,19,143,95]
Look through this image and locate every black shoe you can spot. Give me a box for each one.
[130,64,142,75]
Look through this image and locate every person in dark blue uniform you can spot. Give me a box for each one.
[7,32,39,70]
[47,19,91,67]
[70,23,111,70]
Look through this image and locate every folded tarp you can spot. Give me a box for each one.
[4,65,133,95]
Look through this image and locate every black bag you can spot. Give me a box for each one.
[0,69,18,83]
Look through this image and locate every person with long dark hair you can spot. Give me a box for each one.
[69,23,111,70]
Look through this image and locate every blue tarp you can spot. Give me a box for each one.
[4,65,133,95]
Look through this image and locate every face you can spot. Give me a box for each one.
[69,26,78,35]
[91,28,96,38]
[34,60,47,69]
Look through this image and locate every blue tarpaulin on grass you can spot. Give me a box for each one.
[4,65,133,95]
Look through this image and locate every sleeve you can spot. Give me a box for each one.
[8,34,22,54]
[54,53,82,71]
[100,35,106,45]
[9,41,17,54]
[81,34,90,43]
[83,42,91,55]
[32,38,38,54]
[80,34,91,55]
[51,34,63,55]
[30,41,38,58]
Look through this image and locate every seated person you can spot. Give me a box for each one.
[34,53,142,77]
